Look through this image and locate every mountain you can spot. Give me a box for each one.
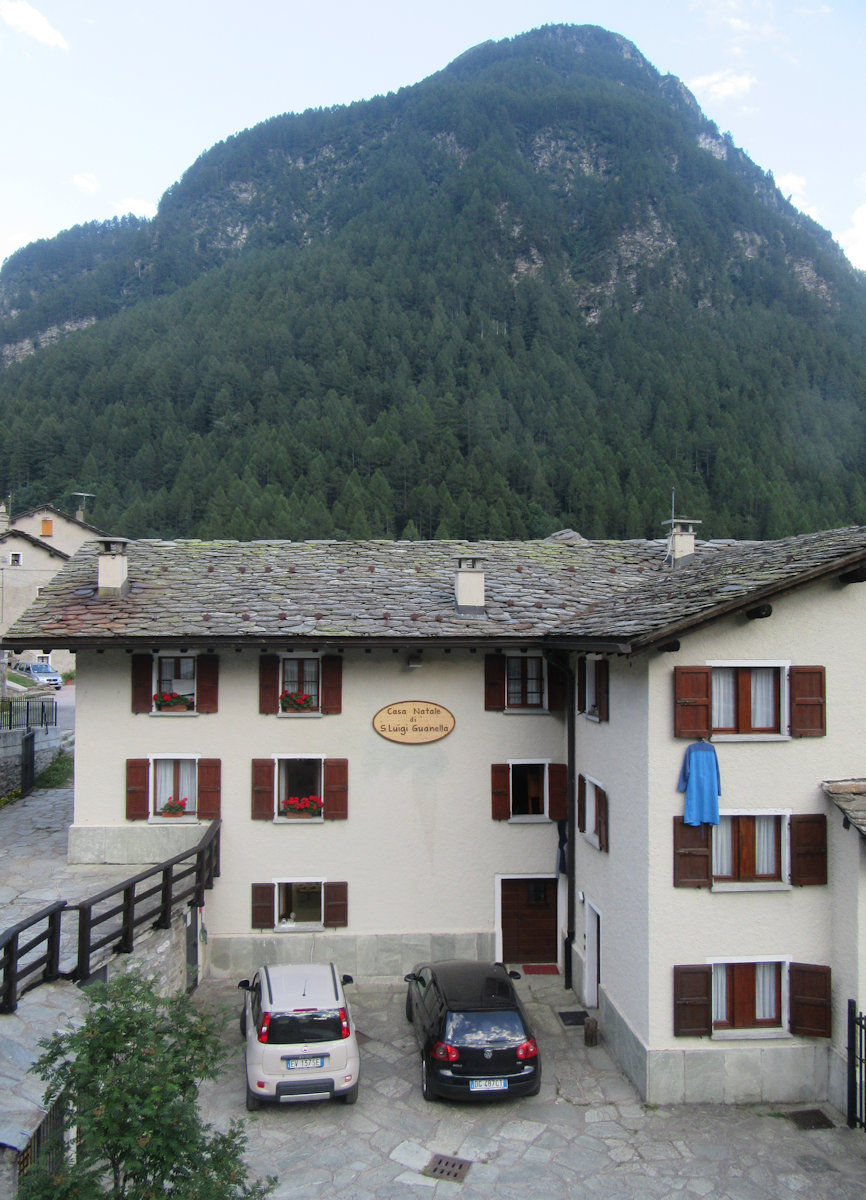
[1,23,866,542]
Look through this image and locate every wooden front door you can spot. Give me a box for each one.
[501,877,557,963]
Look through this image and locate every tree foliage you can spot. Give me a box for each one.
[19,972,274,1200]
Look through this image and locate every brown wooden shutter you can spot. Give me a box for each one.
[789,963,832,1037]
[577,774,586,832]
[577,657,587,713]
[323,882,348,928]
[251,759,275,820]
[789,666,826,737]
[197,759,221,819]
[673,818,712,887]
[673,965,712,1037]
[547,662,567,711]
[323,758,348,820]
[596,788,609,852]
[196,655,219,713]
[259,655,279,714]
[484,655,506,711]
[131,655,153,713]
[674,666,712,738]
[595,659,610,722]
[126,758,150,820]
[547,763,568,821]
[790,814,827,886]
[321,655,343,714]
[251,883,275,929]
[491,764,510,820]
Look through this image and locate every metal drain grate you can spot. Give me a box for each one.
[787,1108,836,1131]
[422,1154,472,1182]
[559,1010,588,1026]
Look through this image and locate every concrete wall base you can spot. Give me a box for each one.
[68,823,205,864]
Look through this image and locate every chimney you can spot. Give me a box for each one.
[663,517,701,566]
[97,537,130,596]
[455,556,485,615]
[0,502,8,534]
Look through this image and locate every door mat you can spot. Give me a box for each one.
[558,1010,589,1027]
[522,964,559,974]
[786,1109,836,1130]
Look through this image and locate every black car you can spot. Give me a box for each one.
[403,960,541,1101]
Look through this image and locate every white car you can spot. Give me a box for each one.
[18,661,63,689]
[238,963,360,1109]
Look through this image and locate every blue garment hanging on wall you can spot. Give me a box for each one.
[677,740,721,826]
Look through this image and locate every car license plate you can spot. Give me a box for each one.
[470,1078,507,1092]
[286,1057,324,1070]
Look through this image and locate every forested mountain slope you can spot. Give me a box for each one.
[1,23,865,541]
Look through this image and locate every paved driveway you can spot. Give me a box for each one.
[193,974,866,1200]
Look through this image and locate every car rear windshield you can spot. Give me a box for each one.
[267,1010,343,1044]
[444,1010,527,1046]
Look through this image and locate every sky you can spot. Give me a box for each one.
[1,0,865,270]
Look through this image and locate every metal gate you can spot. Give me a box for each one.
[20,729,35,795]
[848,999,865,1129]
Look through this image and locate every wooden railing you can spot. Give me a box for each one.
[0,820,220,1013]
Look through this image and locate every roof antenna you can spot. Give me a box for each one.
[72,491,95,522]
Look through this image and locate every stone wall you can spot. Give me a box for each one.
[0,725,62,798]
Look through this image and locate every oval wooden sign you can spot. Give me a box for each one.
[373,700,455,744]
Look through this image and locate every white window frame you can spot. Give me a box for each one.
[148,753,201,820]
[706,660,790,742]
[9,552,21,566]
[705,955,792,1040]
[506,758,551,822]
[711,809,792,892]
[274,877,326,930]
[278,652,323,716]
[582,774,605,849]
[272,753,325,822]
[152,652,199,713]
[504,653,547,713]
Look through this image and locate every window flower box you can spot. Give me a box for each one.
[153,691,194,712]
[160,796,188,817]
[279,794,323,819]
[279,690,317,713]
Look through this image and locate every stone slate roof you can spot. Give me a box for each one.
[4,526,866,653]
[821,780,866,840]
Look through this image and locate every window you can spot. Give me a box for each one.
[673,962,831,1038]
[10,553,21,566]
[491,761,567,821]
[578,657,609,721]
[125,758,221,821]
[673,814,826,888]
[250,881,348,929]
[673,665,825,738]
[131,653,219,714]
[506,656,544,708]
[577,774,609,851]
[251,758,348,821]
[280,657,320,711]
[258,654,343,715]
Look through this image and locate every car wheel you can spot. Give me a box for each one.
[405,989,413,1022]
[341,1082,359,1105]
[245,1085,260,1112]
[421,1056,435,1102]
[239,1009,247,1039]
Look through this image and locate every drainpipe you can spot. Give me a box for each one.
[546,650,576,992]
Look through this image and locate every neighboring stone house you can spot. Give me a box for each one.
[3,523,866,1113]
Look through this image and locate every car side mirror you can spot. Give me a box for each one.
[508,970,521,980]
[341,974,354,986]
[237,979,250,991]
[404,972,419,983]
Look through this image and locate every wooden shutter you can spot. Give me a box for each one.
[323,758,348,820]
[548,763,568,821]
[577,657,587,714]
[596,788,609,852]
[577,774,586,833]
[595,660,610,722]
[484,655,506,711]
[259,655,279,714]
[197,759,221,819]
[323,882,348,928]
[131,655,152,713]
[491,764,510,820]
[789,666,826,737]
[673,666,712,738]
[547,662,567,711]
[196,655,219,713]
[789,963,831,1038]
[672,818,712,887]
[251,883,275,929]
[673,965,712,1037]
[251,759,275,820]
[790,814,827,886]
[126,758,149,820]
[321,655,343,713]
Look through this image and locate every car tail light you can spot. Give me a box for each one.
[257,1012,271,1044]
[516,1038,538,1060]
[432,1040,460,1062]
[339,1007,350,1039]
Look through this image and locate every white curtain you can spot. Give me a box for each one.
[712,668,735,728]
[155,759,196,813]
[755,962,777,1021]
[713,818,733,876]
[755,816,776,875]
[751,668,775,728]
[712,965,727,1023]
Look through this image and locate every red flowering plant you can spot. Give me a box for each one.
[279,689,317,712]
[153,691,194,711]
[279,794,323,818]
[161,796,188,815]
